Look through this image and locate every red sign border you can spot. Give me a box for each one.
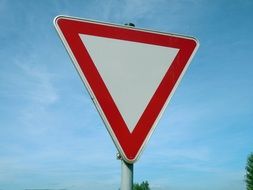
[54,15,199,163]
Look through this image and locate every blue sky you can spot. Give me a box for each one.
[0,0,253,190]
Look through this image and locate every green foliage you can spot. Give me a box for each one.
[133,181,150,190]
[246,153,253,190]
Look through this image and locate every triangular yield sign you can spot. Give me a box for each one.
[54,16,199,163]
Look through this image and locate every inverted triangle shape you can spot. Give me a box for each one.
[80,34,179,133]
[54,16,199,163]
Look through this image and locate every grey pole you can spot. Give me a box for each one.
[121,159,133,190]
[117,153,133,190]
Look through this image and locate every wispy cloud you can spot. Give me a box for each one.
[16,61,58,105]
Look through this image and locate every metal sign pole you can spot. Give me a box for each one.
[121,159,133,190]
[117,153,133,190]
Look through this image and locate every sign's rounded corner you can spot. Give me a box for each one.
[192,37,200,49]
[120,152,140,164]
[121,157,136,164]
[53,15,68,26]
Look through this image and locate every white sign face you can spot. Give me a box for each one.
[80,34,179,132]
[54,16,199,163]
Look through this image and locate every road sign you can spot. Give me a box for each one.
[54,15,199,163]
